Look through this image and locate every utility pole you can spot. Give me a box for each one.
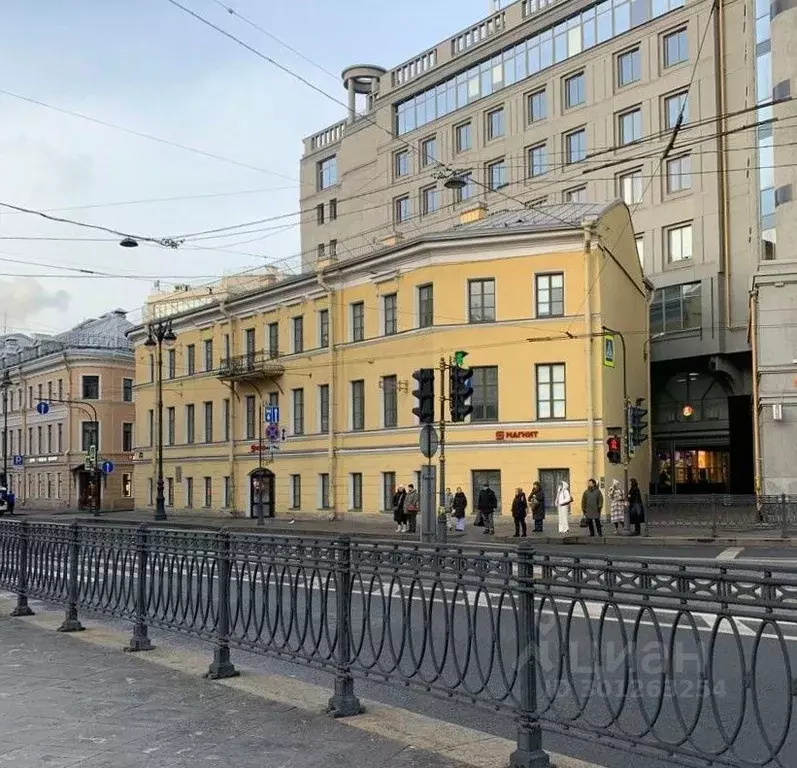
[438,356,447,511]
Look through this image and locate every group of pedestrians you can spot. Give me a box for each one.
[554,477,645,536]
[392,484,420,533]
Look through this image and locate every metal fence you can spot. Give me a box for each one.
[1,519,796,768]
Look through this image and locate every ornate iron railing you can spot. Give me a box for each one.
[1,519,796,767]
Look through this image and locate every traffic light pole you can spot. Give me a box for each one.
[438,357,447,513]
[602,327,628,499]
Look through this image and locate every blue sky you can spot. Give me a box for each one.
[0,0,490,333]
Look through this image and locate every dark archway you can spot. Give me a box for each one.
[250,469,275,519]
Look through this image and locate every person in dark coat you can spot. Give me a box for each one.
[581,479,604,537]
[6,489,14,515]
[477,482,498,535]
[511,487,528,537]
[452,487,467,533]
[529,481,545,533]
[627,478,645,536]
[392,486,407,533]
[404,484,419,533]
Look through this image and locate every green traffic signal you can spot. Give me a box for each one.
[453,350,468,367]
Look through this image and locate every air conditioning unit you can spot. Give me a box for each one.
[773,403,783,421]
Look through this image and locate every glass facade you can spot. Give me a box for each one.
[649,282,701,334]
[755,0,775,252]
[395,0,684,135]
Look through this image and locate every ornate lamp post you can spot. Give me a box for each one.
[144,320,176,521]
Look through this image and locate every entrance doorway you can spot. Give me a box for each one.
[471,469,501,514]
[250,469,275,519]
[76,468,99,510]
[539,469,570,513]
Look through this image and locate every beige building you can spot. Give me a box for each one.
[300,0,797,495]
[0,310,136,510]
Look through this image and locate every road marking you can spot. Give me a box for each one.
[716,547,744,561]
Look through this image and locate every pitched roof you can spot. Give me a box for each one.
[455,202,614,233]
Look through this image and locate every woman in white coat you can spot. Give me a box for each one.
[555,481,572,534]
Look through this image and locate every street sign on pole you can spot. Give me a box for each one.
[36,402,49,415]
[264,405,280,424]
[419,424,439,459]
[101,460,115,474]
[603,335,616,368]
[265,423,280,443]
[12,455,22,467]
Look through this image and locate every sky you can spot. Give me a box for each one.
[0,0,492,336]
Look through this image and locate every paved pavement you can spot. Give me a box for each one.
[0,617,476,768]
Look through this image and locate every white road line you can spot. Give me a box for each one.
[716,547,744,561]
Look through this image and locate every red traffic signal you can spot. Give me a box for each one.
[606,435,622,465]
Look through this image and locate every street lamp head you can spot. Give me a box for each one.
[144,333,156,347]
[163,324,176,343]
[444,174,467,191]
[119,237,139,248]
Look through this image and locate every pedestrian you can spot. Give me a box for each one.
[444,487,455,531]
[628,478,645,536]
[477,481,498,535]
[7,488,14,516]
[529,481,545,533]
[0,487,6,517]
[608,479,624,533]
[452,486,467,532]
[554,481,572,534]
[404,483,419,533]
[581,479,604,537]
[511,487,528,537]
[392,485,407,533]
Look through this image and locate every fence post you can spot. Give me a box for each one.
[510,541,550,768]
[781,493,788,540]
[125,524,153,652]
[11,520,34,617]
[327,535,363,717]
[205,529,239,680]
[711,495,718,540]
[58,521,84,633]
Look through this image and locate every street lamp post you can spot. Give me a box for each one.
[144,320,176,522]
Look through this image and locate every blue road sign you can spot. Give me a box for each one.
[12,455,22,467]
[36,401,49,415]
[101,460,115,474]
[264,405,280,424]
[265,423,280,443]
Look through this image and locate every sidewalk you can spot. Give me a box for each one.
[18,506,797,547]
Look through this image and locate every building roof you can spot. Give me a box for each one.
[454,202,613,233]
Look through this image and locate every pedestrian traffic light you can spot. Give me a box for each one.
[606,435,622,464]
[412,368,436,424]
[631,398,649,446]
[449,360,474,422]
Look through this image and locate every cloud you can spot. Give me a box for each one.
[0,277,70,325]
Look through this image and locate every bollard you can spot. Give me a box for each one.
[510,542,550,768]
[11,520,34,617]
[125,524,153,652]
[205,529,239,679]
[327,535,363,717]
[58,521,84,632]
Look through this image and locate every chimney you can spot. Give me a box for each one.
[459,201,488,225]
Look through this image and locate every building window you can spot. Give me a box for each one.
[650,282,702,335]
[394,195,410,224]
[394,150,410,178]
[204,402,213,443]
[666,223,693,263]
[47,424,53,454]
[122,378,133,402]
[203,339,213,372]
[418,284,434,328]
[122,422,133,452]
[204,477,212,507]
[186,477,194,508]
[57,422,63,453]
[82,376,99,400]
[421,136,437,166]
[186,404,195,444]
[269,391,279,409]
[268,322,279,358]
[81,421,99,451]
[618,48,641,86]
[636,234,644,266]
[666,155,691,193]
[565,129,587,164]
[223,476,231,507]
[663,28,688,68]
[618,169,644,205]
[421,186,440,215]
[383,472,396,511]
[383,293,398,336]
[27,427,32,455]
[455,122,472,152]
[38,383,43,405]
[223,398,230,441]
[316,203,325,225]
[468,279,496,323]
[528,143,547,177]
[528,89,547,122]
[564,186,587,203]
[27,386,32,409]
[293,388,305,435]
[122,473,132,498]
[245,395,256,440]
[564,72,585,108]
[290,475,301,509]
[664,91,688,129]
[351,302,365,342]
[243,328,256,364]
[487,107,505,140]
[618,108,642,146]
[166,478,174,507]
[148,410,154,447]
[292,316,304,354]
[351,473,363,510]
[536,363,566,419]
[472,366,499,422]
[318,156,337,190]
[167,407,175,445]
[186,344,196,375]
[223,333,231,363]
[487,159,507,191]
[329,198,337,220]
[319,310,329,348]
[382,375,398,429]
[536,273,564,317]
[454,172,475,203]
[329,239,337,259]
[37,426,42,455]
[351,380,365,431]
[167,349,176,379]
[319,384,330,434]
[320,473,330,509]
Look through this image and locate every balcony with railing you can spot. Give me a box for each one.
[217,350,284,382]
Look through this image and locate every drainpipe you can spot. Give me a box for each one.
[583,223,596,484]
[750,289,762,494]
[317,272,337,521]
[221,302,237,513]
[715,0,732,329]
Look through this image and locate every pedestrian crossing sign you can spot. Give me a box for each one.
[603,334,615,368]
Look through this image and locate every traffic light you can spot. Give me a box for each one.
[412,368,435,424]
[449,362,474,422]
[631,398,649,446]
[606,435,622,464]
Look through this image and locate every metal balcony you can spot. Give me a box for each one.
[217,351,284,382]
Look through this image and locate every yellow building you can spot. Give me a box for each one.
[130,201,650,519]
